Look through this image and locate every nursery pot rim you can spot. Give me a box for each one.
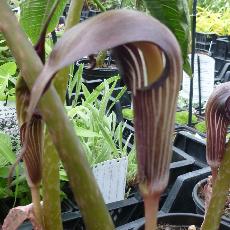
[192,178,230,224]
[76,57,118,72]
[116,213,230,230]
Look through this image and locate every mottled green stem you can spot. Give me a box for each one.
[42,0,85,230]
[65,0,84,30]
[42,133,62,230]
[54,0,84,98]
[31,186,43,227]
[202,142,230,230]
[0,1,114,229]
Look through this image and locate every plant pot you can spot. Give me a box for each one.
[61,196,145,229]
[80,9,100,21]
[18,196,144,229]
[195,32,217,55]
[74,58,119,92]
[213,38,230,61]
[218,63,230,83]
[116,213,230,230]
[214,57,230,79]
[192,178,230,226]
[174,128,207,168]
[161,167,211,213]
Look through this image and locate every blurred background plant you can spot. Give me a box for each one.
[0,131,30,207]
[198,0,230,12]
[85,0,146,11]
[196,6,230,35]
[0,62,18,102]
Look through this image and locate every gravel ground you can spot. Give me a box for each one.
[0,106,20,154]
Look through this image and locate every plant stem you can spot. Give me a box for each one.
[65,0,84,31]
[211,167,218,183]
[31,186,43,228]
[42,132,62,230]
[144,193,160,230]
[54,0,84,100]
[201,142,230,230]
[0,1,114,229]
[42,1,84,229]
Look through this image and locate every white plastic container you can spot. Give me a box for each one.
[92,156,128,204]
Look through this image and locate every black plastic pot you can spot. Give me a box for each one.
[74,58,119,91]
[161,167,211,213]
[18,196,145,229]
[213,38,230,61]
[116,213,230,230]
[88,9,100,17]
[192,178,230,226]
[218,63,230,83]
[80,9,100,21]
[174,128,207,168]
[167,147,198,193]
[195,32,217,54]
[214,58,230,78]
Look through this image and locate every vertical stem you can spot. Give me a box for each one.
[42,132,62,230]
[197,55,202,115]
[188,0,197,126]
[42,1,84,229]
[202,142,230,230]
[54,0,84,99]
[31,186,43,227]
[211,167,218,183]
[65,0,84,30]
[144,194,160,230]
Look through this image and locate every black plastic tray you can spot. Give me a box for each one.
[161,167,211,213]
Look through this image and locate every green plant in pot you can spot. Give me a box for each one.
[0,1,213,230]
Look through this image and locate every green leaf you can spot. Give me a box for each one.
[59,168,68,181]
[75,126,102,138]
[0,166,10,178]
[72,64,84,106]
[20,0,68,44]
[82,76,120,105]
[97,122,119,156]
[99,79,117,117]
[0,132,16,165]
[144,0,191,75]
[0,46,9,52]
[0,62,17,76]
[107,86,127,114]
[82,83,90,99]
